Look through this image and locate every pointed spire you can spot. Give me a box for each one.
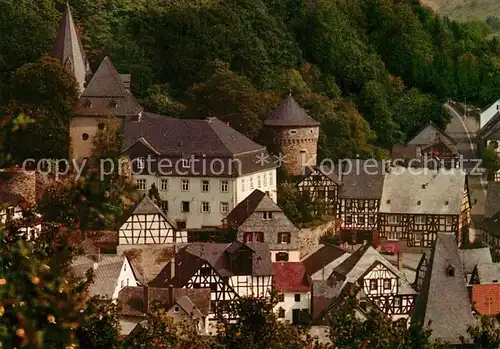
[52,2,91,95]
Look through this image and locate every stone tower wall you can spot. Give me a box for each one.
[275,126,319,176]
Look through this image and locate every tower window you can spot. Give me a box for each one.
[81,133,89,141]
[98,122,105,130]
[310,129,314,133]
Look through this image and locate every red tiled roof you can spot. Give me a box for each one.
[471,284,500,315]
[272,262,309,293]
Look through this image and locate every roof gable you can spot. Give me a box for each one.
[485,182,500,218]
[479,111,500,139]
[119,195,176,229]
[408,122,456,147]
[225,190,266,227]
[302,244,350,277]
[82,57,128,97]
[264,95,320,127]
[273,262,309,292]
[337,160,385,199]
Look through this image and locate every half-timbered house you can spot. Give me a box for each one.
[378,167,470,247]
[0,191,41,240]
[118,195,187,245]
[149,241,273,331]
[482,182,500,260]
[337,160,385,244]
[316,244,416,323]
[224,189,300,262]
[478,110,500,180]
[297,165,342,216]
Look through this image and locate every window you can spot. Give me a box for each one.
[202,180,210,192]
[108,100,118,108]
[181,158,191,168]
[277,293,285,302]
[160,179,168,191]
[294,294,301,302]
[370,280,377,290]
[201,202,210,213]
[220,180,229,192]
[357,215,365,225]
[368,216,376,225]
[345,200,352,210]
[137,157,145,170]
[181,179,189,192]
[290,130,297,134]
[98,122,105,130]
[221,202,229,214]
[388,215,400,225]
[263,212,273,220]
[210,283,217,292]
[250,177,254,189]
[136,179,146,190]
[176,221,186,229]
[124,264,127,271]
[415,215,426,224]
[446,265,455,277]
[264,174,267,186]
[182,201,190,213]
[160,200,168,212]
[121,280,124,288]
[270,172,273,185]
[242,179,246,192]
[200,266,211,277]
[173,306,180,313]
[394,298,401,307]
[383,279,391,290]
[258,176,261,187]
[83,99,92,108]
[345,215,353,225]
[81,133,89,141]
[278,232,291,244]
[244,232,264,243]
[446,216,453,225]
[278,308,285,318]
[127,278,129,286]
[368,201,377,210]
[276,252,289,262]
[358,201,365,209]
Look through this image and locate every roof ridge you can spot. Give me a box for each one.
[204,117,233,155]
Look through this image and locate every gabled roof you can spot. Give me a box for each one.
[485,182,500,218]
[301,165,343,185]
[479,111,500,139]
[52,3,90,93]
[379,167,466,215]
[75,57,143,116]
[413,234,474,344]
[473,263,500,284]
[331,245,415,295]
[337,160,386,199]
[119,195,176,229]
[408,121,457,148]
[118,286,210,317]
[458,248,492,276]
[71,254,126,299]
[302,244,350,279]
[264,95,320,127]
[226,190,286,228]
[273,262,309,292]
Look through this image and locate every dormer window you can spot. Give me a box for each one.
[263,212,273,220]
[136,157,146,170]
[181,158,191,169]
[446,264,455,277]
[83,99,92,108]
[108,100,118,108]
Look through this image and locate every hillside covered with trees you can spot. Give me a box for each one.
[1,0,500,163]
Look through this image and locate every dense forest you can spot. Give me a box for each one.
[1,0,500,162]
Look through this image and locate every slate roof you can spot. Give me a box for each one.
[407,121,457,149]
[379,167,466,215]
[485,182,500,218]
[312,280,343,319]
[479,111,500,139]
[75,57,143,117]
[473,263,500,284]
[273,262,309,293]
[225,190,288,228]
[150,242,273,288]
[118,194,177,229]
[337,160,386,199]
[331,244,416,295]
[52,3,91,93]
[391,144,418,160]
[413,234,474,344]
[302,244,350,278]
[458,248,492,276]
[301,165,343,185]
[264,95,320,127]
[71,254,125,299]
[118,286,210,317]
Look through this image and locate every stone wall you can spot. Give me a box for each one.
[299,220,336,258]
[275,126,319,176]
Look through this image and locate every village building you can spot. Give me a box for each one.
[301,244,351,281]
[469,262,500,315]
[458,247,493,284]
[297,165,342,216]
[273,262,310,324]
[314,244,416,324]
[480,99,500,130]
[391,121,460,169]
[118,285,211,336]
[482,182,500,260]
[121,113,277,230]
[149,241,273,332]
[413,234,474,345]
[478,108,500,181]
[378,167,470,247]
[70,252,138,301]
[264,95,320,176]
[224,189,300,262]
[337,160,385,244]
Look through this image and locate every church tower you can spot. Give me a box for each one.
[264,95,320,176]
[52,2,92,95]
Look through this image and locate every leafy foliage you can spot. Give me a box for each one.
[468,315,500,347]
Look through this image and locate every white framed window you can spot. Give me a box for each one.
[388,215,400,225]
[137,157,145,170]
[250,177,254,189]
[264,174,267,186]
[136,179,146,190]
[181,179,189,192]
[174,306,180,313]
[221,202,229,213]
[121,280,124,288]
[124,264,126,271]
[415,215,426,225]
[242,179,246,192]
[202,180,209,192]
[201,202,210,213]
[181,158,191,168]
[220,180,228,192]
[446,216,453,225]
[126,278,129,286]
[263,212,273,220]
[383,279,391,290]
[160,179,168,191]
[258,176,261,188]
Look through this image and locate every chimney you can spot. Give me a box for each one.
[96,247,101,262]
[397,252,403,271]
[143,284,149,314]
[170,246,176,281]
[168,284,173,305]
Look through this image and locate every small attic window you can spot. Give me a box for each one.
[290,130,297,134]
[446,264,455,277]
[386,200,391,204]
[421,184,427,189]
[108,100,118,108]
[83,99,92,108]
[417,200,421,205]
[445,201,449,205]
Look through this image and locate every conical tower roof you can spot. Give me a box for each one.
[52,3,91,94]
[265,95,320,127]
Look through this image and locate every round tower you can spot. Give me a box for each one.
[264,94,320,176]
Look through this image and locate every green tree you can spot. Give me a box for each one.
[482,146,500,180]
[468,315,500,347]
[148,183,162,207]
